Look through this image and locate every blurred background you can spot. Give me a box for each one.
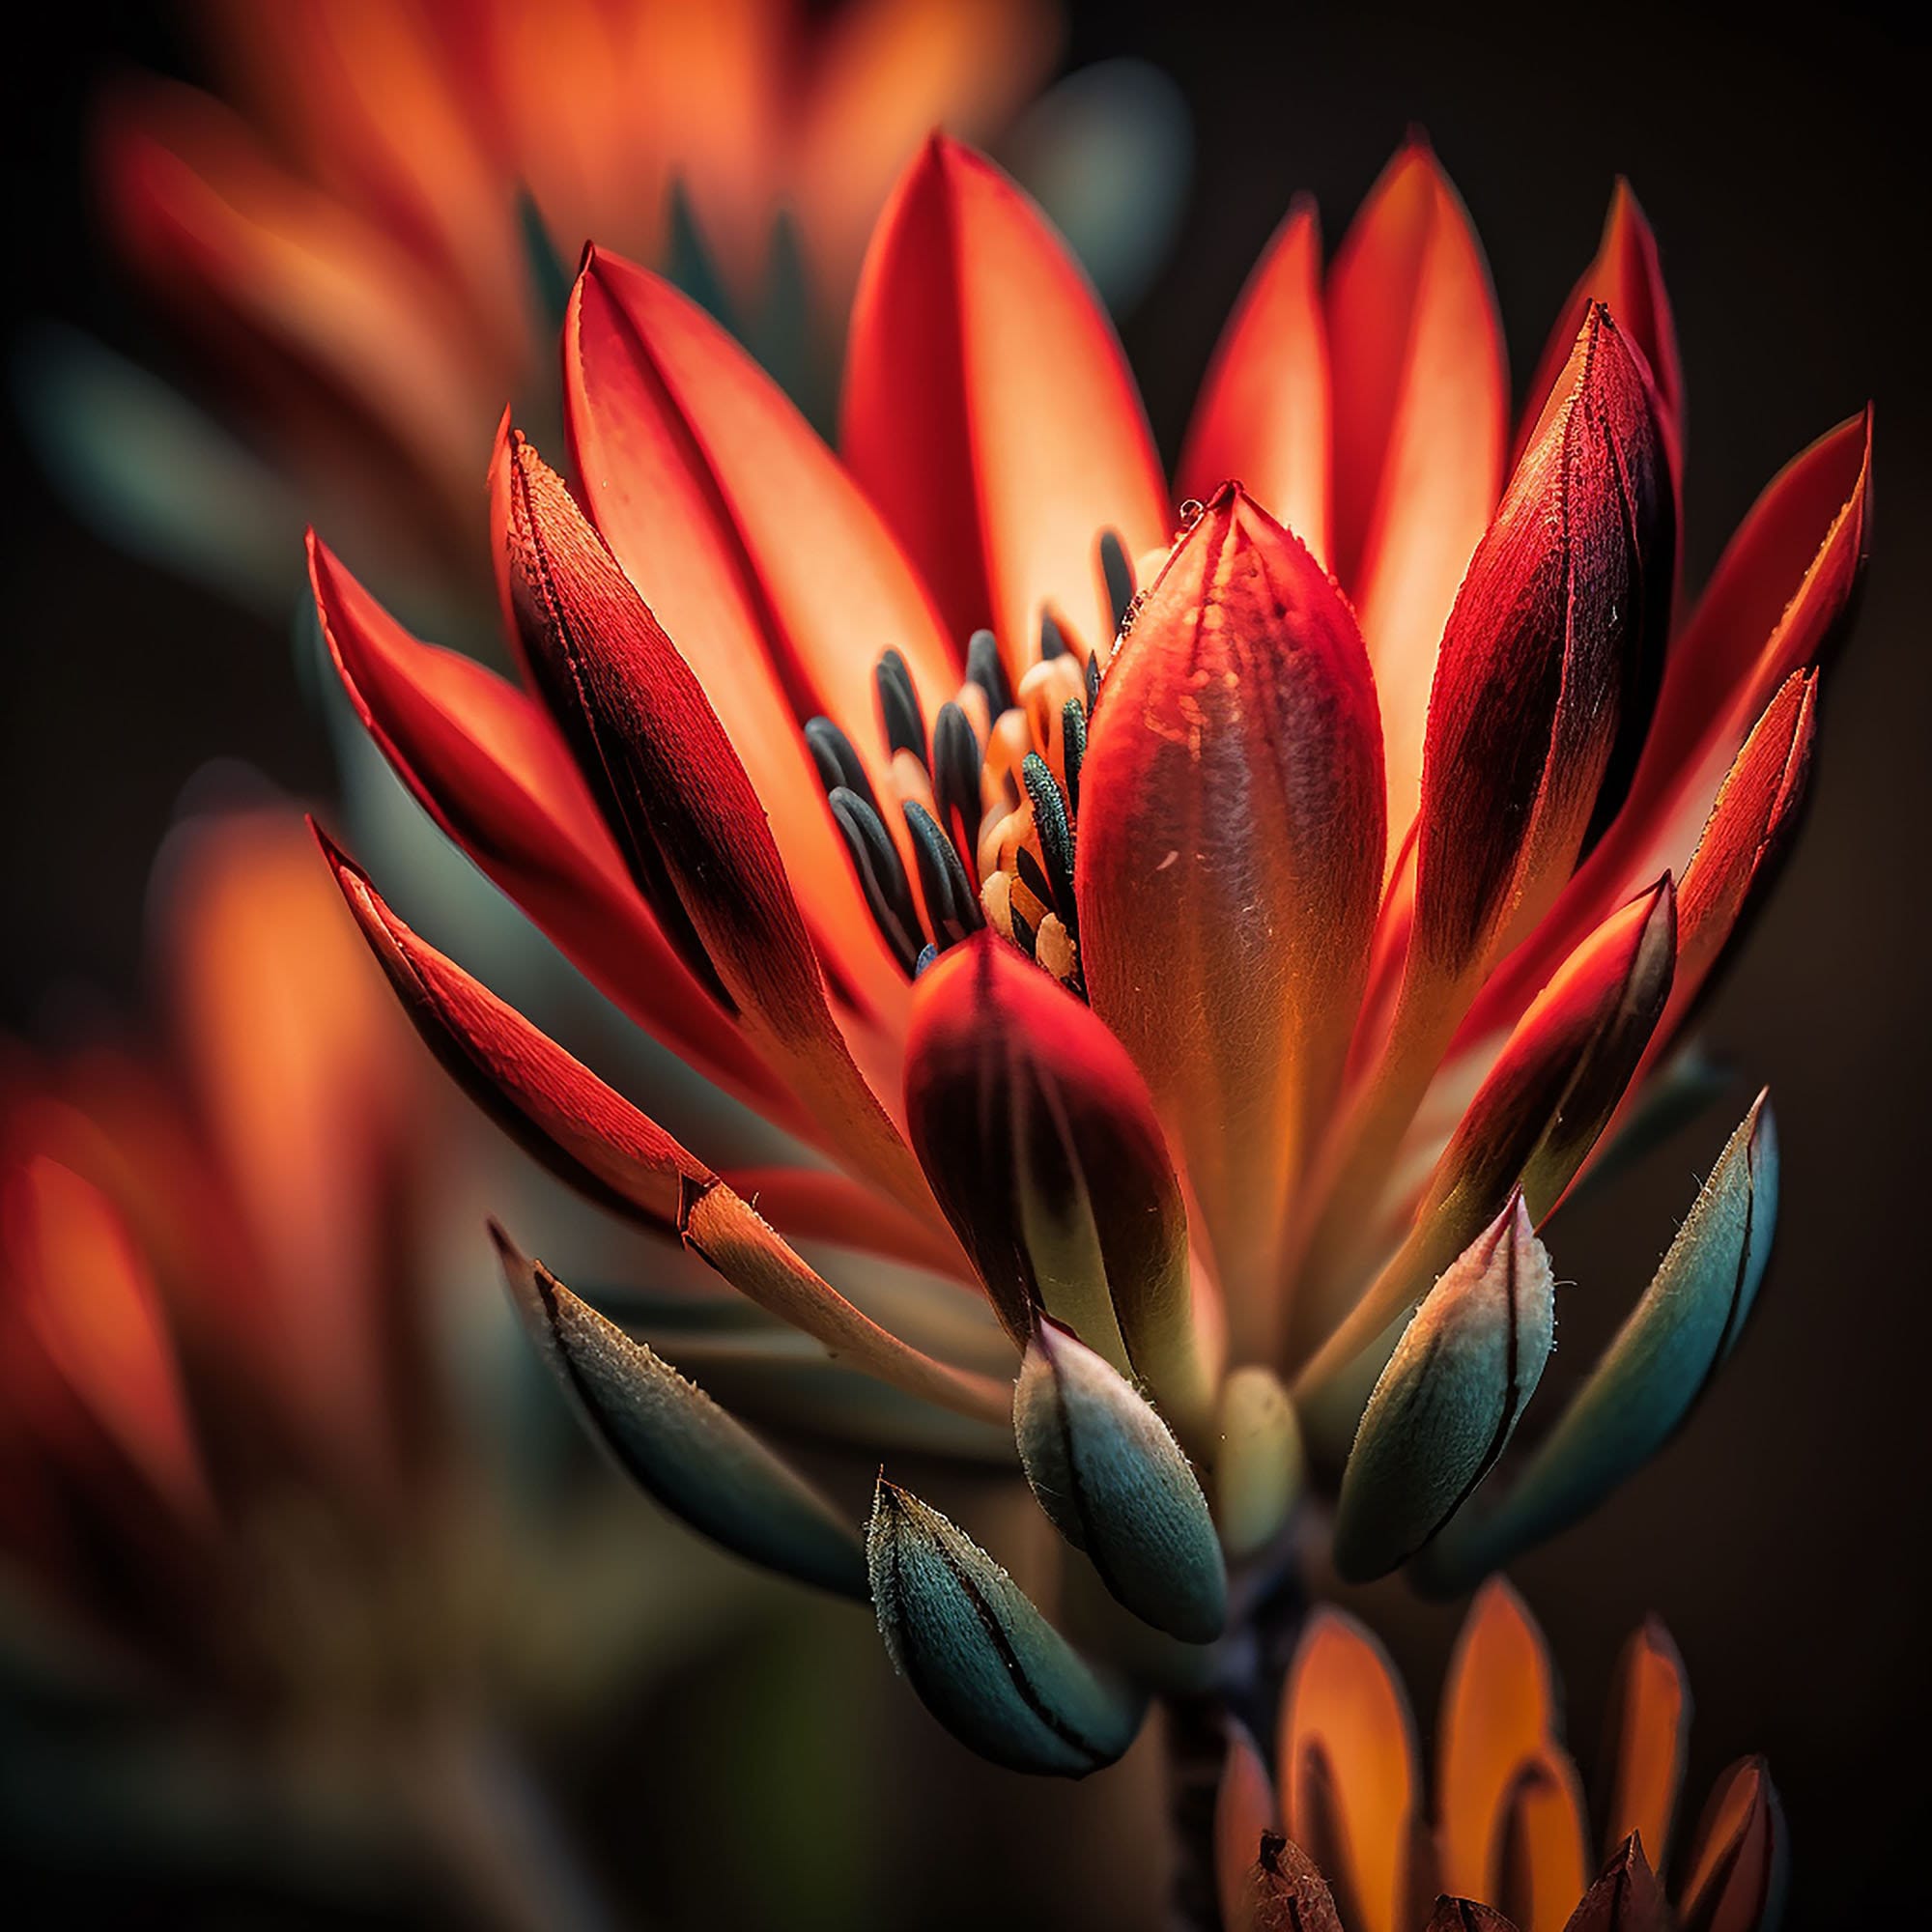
[1,0,1924,1924]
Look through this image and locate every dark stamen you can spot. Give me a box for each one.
[828,786,923,975]
[1099,529,1135,637]
[1038,611,1068,661]
[1009,901,1038,960]
[1060,699,1087,817]
[874,647,927,769]
[804,716,882,820]
[904,801,984,951]
[914,943,940,978]
[931,701,982,875]
[1084,649,1099,715]
[966,628,1012,716]
[1013,845,1055,911]
[1022,753,1077,941]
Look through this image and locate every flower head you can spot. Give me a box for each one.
[311,132,1869,1775]
[1218,1580,1784,1932]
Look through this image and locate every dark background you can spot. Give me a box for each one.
[2,1,1926,1923]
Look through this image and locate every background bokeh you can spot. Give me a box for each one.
[2,1,1925,1924]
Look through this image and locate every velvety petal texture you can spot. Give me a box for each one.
[1078,484,1385,1357]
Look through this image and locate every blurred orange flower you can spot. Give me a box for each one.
[96,0,1061,590]
[1217,1580,1783,1932]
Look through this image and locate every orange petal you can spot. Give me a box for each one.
[1076,485,1385,1360]
[1598,1619,1691,1870]
[1215,1720,1280,1932]
[1326,136,1508,844]
[1465,410,1869,1045]
[0,1156,211,1525]
[904,934,1210,1435]
[842,136,1169,676]
[321,831,716,1233]
[310,532,792,1124]
[719,1166,970,1281]
[565,243,955,801]
[1492,1748,1592,1932]
[1179,197,1332,562]
[1676,1759,1786,1932]
[1278,1606,1420,1932]
[1517,182,1683,501]
[501,434,929,1215]
[1437,1580,1584,1912]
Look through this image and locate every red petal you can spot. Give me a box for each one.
[1466,410,1869,1043]
[310,532,790,1122]
[1299,880,1674,1392]
[1215,1722,1280,1932]
[1179,197,1332,562]
[718,1166,971,1281]
[1518,182,1684,501]
[563,244,955,1000]
[1077,484,1385,1360]
[1414,307,1673,996]
[904,934,1210,1436]
[501,435,929,1214]
[321,831,714,1232]
[841,136,1168,676]
[1326,136,1508,843]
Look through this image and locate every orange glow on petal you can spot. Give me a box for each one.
[1,1157,210,1524]
[1179,197,1332,563]
[1326,136,1508,847]
[1492,1747,1591,1932]
[1676,1758,1785,1932]
[843,137,1169,678]
[1214,1720,1280,1932]
[1436,1579,1572,1901]
[1600,1618,1692,1869]
[1278,1606,1419,1932]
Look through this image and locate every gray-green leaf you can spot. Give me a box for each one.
[1013,1321,1227,1642]
[867,1478,1147,1777]
[1333,1194,1553,1582]
[496,1224,868,1600]
[1419,1094,1776,1594]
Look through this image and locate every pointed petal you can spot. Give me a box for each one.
[1467,410,1868,1043]
[1013,1320,1226,1641]
[1519,183,1683,499]
[497,1229,868,1599]
[1326,137,1508,840]
[1333,1196,1553,1581]
[501,434,928,1212]
[1413,307,1673,1000]
[1279,1607,1420,1932]
[1676,1760,1787,1932]
[0,1156,212,1525]
[904,934,1210,1435]
[866,1476,1147,1776]
[309,532,786,1120]
[1216,1722,1280,1932]
[842,136,1168,672]
[320,832,712,1232]
[1437,1581,1584,1909]
[1656,670,1817,1056]
[1078,484,1385,1358]
[1562,1834,1670,1932]
[1213,1365,1305,1561]
[1299,880,1674,1395]
[1422,1095,1776,1589]
[1179,198,1332,561]
[1598,1622,1691,1870]
[565,244,956,772]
